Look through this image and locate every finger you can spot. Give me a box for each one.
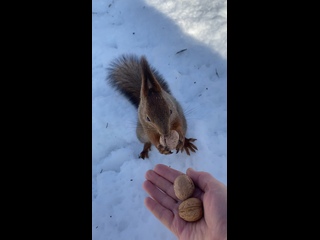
[144,197,174,230]
[153,164,183,183]
[189,143,198,151]
[185,148,190,155]
[145,169,178,200]
[176,146,183,154]
[143,180,178,211]
[188,146,196,153]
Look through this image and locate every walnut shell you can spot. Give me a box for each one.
[173,174,195,201]
[159,130,179,150]
[178,197,203,222]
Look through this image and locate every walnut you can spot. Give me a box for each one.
[159,130,179,150]
[178,197,203,222]
[173,174,195,201]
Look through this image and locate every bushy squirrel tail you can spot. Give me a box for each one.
[107,54,171,108]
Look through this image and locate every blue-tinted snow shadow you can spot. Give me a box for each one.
[103,0,227,114]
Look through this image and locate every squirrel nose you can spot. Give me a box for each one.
[159,127,170,138]
[162,131,170,139]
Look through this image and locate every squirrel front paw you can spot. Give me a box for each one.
[176,138,198,155]
[157,144,173,155]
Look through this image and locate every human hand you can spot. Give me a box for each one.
[143,164,227,240]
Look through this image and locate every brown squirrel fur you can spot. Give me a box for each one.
[107,54,197,159]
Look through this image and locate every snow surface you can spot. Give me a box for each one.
[92,0,227,239]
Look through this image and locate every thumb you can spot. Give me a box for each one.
[186,168,217,192]
[186,167,198,178]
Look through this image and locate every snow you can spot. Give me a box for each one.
[92,0,227,239]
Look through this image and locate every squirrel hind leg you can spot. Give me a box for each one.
[139,142,152,159]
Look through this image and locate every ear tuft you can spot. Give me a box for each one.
[140,56,162,95]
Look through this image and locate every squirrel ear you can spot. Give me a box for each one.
[140,56,162,95]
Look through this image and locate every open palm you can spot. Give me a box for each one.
[143,164,227,240]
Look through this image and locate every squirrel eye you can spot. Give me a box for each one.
[146,116,151,122]
[170,109,172,115]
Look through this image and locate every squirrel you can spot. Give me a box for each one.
[107,54,197,159]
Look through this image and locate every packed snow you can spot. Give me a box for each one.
[92,0,227,239]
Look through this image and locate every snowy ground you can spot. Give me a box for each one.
[92,0,227,239]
